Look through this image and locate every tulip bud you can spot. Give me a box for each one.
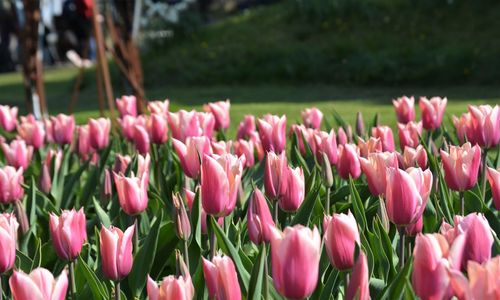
[323,211,360,270]
[269,225,321,299]
[0,105,18,132]
[49,208,87,261]
[77,125,94,159]
[487,167,500,210]
[247,188,275,245]
[88,117,111,150]
[173,193,191,241]
[103,169,112,200]
[1,139,33,170]
[133,124,150,155]
[359,152,398,196]
[440,143,481,191]
[264,151,287,199]
[356,111,365,137]
[317,129,338,165]
[201,154,243,217]
[0,166,24,204]
[203,100,231,130]
[337,144,361,180]
[202,255,242,300]
[257,114,287,154]
[116,95,137,117]
[398,121,423,150]
[321,152,334,188]
[467,104,500,148]
[50,114,75,145]
[278,166,305,212]
[346,252,370,300]
[385,167,432,226]
[0,213,18,273]
[337,127,348,145]
[172,137,212,179]
[118,115,146,141]
[393,96,416,124]
[113,172,149,215]
[17,114,45,149]
[419,97,447,130]
[301,107,323,129]
[9,268,68,300]
[236,115,256,140]
[147,113,168,144]
[100,224,135,281]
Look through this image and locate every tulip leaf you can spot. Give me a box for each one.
[210,217,250,293]
[349,178,367,231]
[291,169,321,226]
[79,165,99,209]
[61,160,89,209]
[128,211,163,297]
[77,255,108,300]
[191,189,202,249]
[93,197,111,228]
[15,250,34,273]
[376,256,413,300]
[247,244,266,300]
[319,268,340,300]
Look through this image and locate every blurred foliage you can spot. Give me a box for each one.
[141,0,500,86]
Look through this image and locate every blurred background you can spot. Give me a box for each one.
[0,0,499,128]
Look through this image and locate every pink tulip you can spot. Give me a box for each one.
[258,114,287,153]
[1,139,33,170]
[440,143,481,191]
[449,256,500,300]
[88,117,111,150]
[357,137,382,158]
[133,124,150,155]
[211,140,232,156]
[419,97,447,130]
[360,152,399,196]
[385,167,432,226]
[173,193,191,241]
[44,119,54,143]
[39,150,62,193]
[114,154,132,174]
[468,104,500,148]
[337,144,361,180]
[0,105,18,132]
[147,257,194,300]
[204,100,231,130]
[250,132,265,162]
[264,151,288,199]
[201,154,243,217]
[269,225,321,299]
[100,224,135,281]
[236,115,256,140]
[452,113,473,144]
[371,126,395,152]
[346,252,370,300]
[147,99,170,116]
[0,166,24,203]
[184,187,222,234]
[290,124,316,155]
[0,213,18,273]
[247,188,275,244]
[17,115,45,149]
[103,169,112,199]
[317,129,338,165]
[440,213,494,269]
[39,163,52,194]
[406,215,423,236]
[393,96,416,124]
[50,114,75,145]
[147,114,168,144]
[323,211,360,270]
[278,165,305,212]
[116,95,137,117]
[202,255,241,300]
[9,268,68,300]
[337,127,348,145]
[195,112,215,140]
[301,107,323,129]
[113,171,149,215]
[77,125,94,159]
[234,139,255,167]
[49,208,87,261]
[487,167,500,210]
[172,137,212,179]
[398,121,423,150]
[168,110,213,142]
[399,145,428,169]
[412,233,465,300]
[118,115,146,141]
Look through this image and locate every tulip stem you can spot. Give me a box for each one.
[183,239,190,271]
[14,201,29,235]
[115,281,121,300]
[481,149,488,200]
[273,201,279,226]
[399,228,406,270]
[263,244,269,300]
[326,187,331,214]
[69,261,77,299]
[459,191,465,216]
[210,217,217,259]
[0,275,3,300]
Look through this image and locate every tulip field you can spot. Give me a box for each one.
[0,95,499,300]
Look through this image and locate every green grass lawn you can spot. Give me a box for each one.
[0,66,499,137]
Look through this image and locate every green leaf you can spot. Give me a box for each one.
[349,178,367,230]
[93,197,111,228]
[76,255,108,300]
[128,212,163,297]
[319,268,340,300]
[191,190,202,248]
[15,250,34,273]
[210,217,250,293]
[377,257,413,300]
[62,160,89,208]
[247,244,266,300]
